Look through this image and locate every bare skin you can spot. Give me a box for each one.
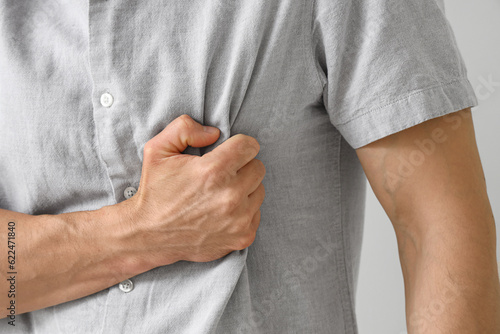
[0,114,266,318]
[2,108,498,332]
[356,108,500,333]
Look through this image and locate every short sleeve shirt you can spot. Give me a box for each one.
[0,0,477,333]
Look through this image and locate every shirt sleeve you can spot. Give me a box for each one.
[312,0,478,149]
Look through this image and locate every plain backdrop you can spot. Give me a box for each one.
[355,0,500,333]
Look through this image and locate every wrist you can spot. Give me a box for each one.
[93,202,156,277]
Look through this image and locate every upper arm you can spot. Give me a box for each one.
[355,108,494,240]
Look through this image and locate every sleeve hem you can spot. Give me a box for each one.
[335,77,479,149]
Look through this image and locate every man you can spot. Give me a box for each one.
[0,0,499,333]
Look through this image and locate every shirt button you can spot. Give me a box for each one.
[118,279,134,293]
[124,186,137,199]
[100,92,114,108]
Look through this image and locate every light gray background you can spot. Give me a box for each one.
[355,0,500,333]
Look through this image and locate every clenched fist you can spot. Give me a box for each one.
[119,114,266,269]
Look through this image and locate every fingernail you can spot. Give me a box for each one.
[203,126,218,134]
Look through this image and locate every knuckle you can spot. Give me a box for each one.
[235,134,260,155]
[254,159,266,176]
[143,142,157,162]
[176,114,196,130]
[235,238,247,250]
[250,212,261,230]
[248,136,260,152]
[255,211,262,228]
[241,135,259,153]
[221,190,241,213]
[259,183,266,196]
[229,135,244,152]
[200,162,221,178]
[143,140,155,152]
[238,233,257,249]
[233,133,246,141]
[239,213,253,229]
[200,162,232,187]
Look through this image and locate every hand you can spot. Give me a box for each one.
[0,114,265,317]
[121,114,266,267]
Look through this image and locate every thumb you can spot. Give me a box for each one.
[147,114,220,158]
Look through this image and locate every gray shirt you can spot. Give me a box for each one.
[0,0,477,333]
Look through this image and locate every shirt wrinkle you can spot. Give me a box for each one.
[0,0,477,333]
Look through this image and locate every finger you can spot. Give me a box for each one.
[202,134,260,173]
[234,159,266,196]
[249,209,261,233]
[147,114,220,158]
[247,183,265,221]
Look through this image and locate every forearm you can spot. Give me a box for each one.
[389,115,500,332]
[387,144,500,332]
[0,116,265,320]
[357,109,500,333]
[0,202,149,318]
[396,208,500,333]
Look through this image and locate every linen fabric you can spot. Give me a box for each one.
[0,0,476,333]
